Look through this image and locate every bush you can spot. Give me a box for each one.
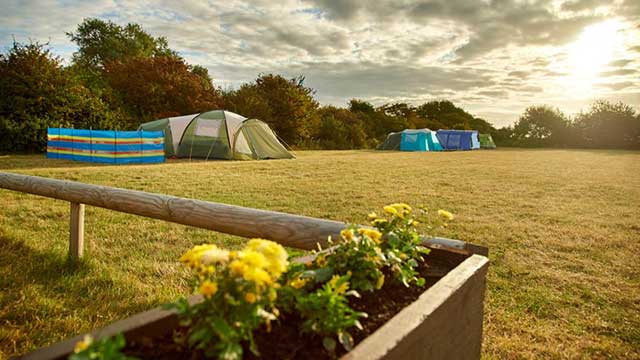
[0,42,118,152]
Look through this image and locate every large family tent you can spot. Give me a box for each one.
[378,129,442,151]
[400,129,443,151]
[379,132,402,150]
[138,110,294,160]
[479,133,497,149]
[436,130,480,151]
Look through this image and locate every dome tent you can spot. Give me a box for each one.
[400,129,443,151]
[479,133,497,149]
[378,129,442,151]
[436,130,480,151]
[138,110,294,160]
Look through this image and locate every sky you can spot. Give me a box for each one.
[1,0,639,127]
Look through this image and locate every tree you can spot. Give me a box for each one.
[68,18,177,70]
[103,56,223,126]
[348,99,398,141]
[348,99,375,114]
[574,100,639,148]
[313,106,369,149]
[224,74,319,144]
[511,105,571,147]
[0,42,117,152]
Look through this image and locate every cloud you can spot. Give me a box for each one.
[508,71,530,79]
[598,81,635,90]
[600,68,637,77]
[609,59,633,67]
[1,0,639,128]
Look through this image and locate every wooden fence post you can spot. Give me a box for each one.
[69,202,85,259]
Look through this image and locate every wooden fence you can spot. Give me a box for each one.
[0,172,485,258]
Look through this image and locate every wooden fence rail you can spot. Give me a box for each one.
[0,172,485,258]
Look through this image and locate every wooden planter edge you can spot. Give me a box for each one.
[341,254,489,359]
[18,248,488,360]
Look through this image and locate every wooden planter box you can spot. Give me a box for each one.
[19,245,489,360]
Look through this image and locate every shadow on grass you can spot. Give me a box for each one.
[0,235,162,356]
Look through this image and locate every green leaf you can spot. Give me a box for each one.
[322,337,337,353]
[338,331,354,351]
[303,266,333,283]
[187,327,209,348]
[210,317,235,341]
[219,342,243,360]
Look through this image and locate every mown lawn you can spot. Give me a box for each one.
[0,149,639,359]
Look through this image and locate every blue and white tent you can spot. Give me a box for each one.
[436,130,480,151]
[399,129,443,152]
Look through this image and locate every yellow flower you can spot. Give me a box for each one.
[180,244,219,268]
[200,248,230,265]
[340,229,354,241]
[389,203,412,212]
[328,275,349,295]
[315,254,327,266]
[239,250,268,269]
[438,209,454,221]
[199,280,218,298]
[367,212,378,220]
[290,277,309,289]
[383,205,399,217]
[245,292,257,304]
[245,239,289,278]
[358,228,382,244]
[372,218,388,226]
[230,260,247,275]
[376,274,385,289]
[243,267,273,287]
[74,334,93,353]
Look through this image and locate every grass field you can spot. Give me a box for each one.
[0,149,639,359]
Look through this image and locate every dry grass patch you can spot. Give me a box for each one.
[0,149,639,359]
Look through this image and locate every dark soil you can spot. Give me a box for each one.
[124,260,452,359]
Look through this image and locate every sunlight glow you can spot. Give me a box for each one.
[565,20,624,96]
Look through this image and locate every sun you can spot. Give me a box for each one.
[565,19,624,94]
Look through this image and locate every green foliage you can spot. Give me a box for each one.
[294,274,366,354]
[67,18,177,70]
[510,105,572,147]
[275,203,445,354]
[69,333,137,360]
[224,74,319,145]
[0,41,118,152]
[171,240,287,359]
[369,204,452,287]
[417,100,494,133]
[319,227,386,292]
[574,100,639,149]
[103,56,223,125]
[497,101,639,149]
[312,106,369,149]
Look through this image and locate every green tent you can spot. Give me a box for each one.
[479,134,497,149]
[138,110,294,160]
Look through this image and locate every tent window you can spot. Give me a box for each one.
[195,119,222,137]
[405,134,418,144]
[448,134,461,147]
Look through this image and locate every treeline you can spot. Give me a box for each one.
[1,18,638,152]
[494,102,640,149]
